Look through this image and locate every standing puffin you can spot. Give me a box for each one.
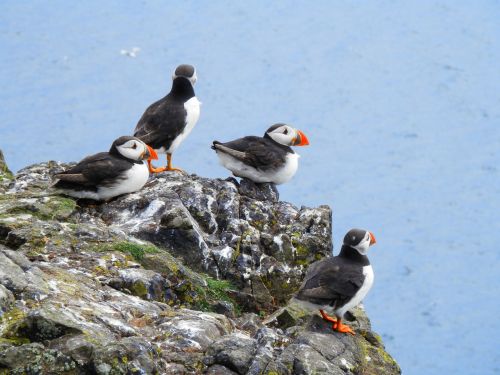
[134,64,200,173]
[53,136,158,201]
[294,228,377,335]
[211,123,309,185]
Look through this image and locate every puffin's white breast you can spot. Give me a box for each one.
[272,153,299,184]
[98,162,149,200]
[167,96,201,153]
[216,152,299,185]
[337,265,374,316]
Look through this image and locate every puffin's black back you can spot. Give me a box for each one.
[54,152,135,191]
[295,255,366,309]
[214,135,293,171]
[133,77,195,150]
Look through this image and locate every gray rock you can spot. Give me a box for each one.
[1,161,333,312]
[108,267,171,302]
[235,313,263,336]
[0,342,77,374]
[92,336,160,375]
[0,284,14,315]
[158,310,232,352]
[206,364,240,374]
[263,298,311,329]
[0,154,401,375]
[1,247,33,270]
[205,334,258,374]
[238,178,279,202]
[0,251,30,294]
[247,327,284,374]
[48,334,95,368]
[163,363,188,374]
[296,331,346,362]
[84,172,332,310]
[9,308,83,342]
[212,300,236,318]
[289,343,344,375]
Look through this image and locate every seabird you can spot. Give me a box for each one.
[294,228,377,335]
[134,64,201,173]
[53,136,157,201]
[211,123,309,185]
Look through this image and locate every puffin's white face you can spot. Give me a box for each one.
[267,125,299,146]
[352,231,376,255]
[116,139,149,161]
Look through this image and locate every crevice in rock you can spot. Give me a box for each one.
[0,224,26,250]
[14,315,82,343]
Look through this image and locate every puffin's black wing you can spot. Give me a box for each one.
[133,96,187,150]
[54,153,131,191]
[296,257,364,308]
[212,136,288,170]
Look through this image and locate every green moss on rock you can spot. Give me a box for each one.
[3,196,76,222]
[0,308,30,345]
[205,277,234,301]
[354,330,401,374]
[193,276,240,315]
[129,281,148,298]
[43,197,77,220]
[97,241,160,261]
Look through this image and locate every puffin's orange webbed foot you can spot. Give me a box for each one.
[149,166,168,173]
[165,166,184,173]
[319,309,337,324]
[164,154,184,173]
[334,322,355,336]
[147,160,167,174]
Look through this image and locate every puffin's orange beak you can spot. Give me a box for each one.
[293,129,310,146]
[369,231,376,246]
[145,145,158,160]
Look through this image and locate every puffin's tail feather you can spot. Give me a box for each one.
[211,141,221,151]
[211,143,247,161]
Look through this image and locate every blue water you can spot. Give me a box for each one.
[1,1,499,373]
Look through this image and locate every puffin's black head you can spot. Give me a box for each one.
[343,228,376,255]
[264,123,310,147]
[109,136,158,161]
[173,64,197,86]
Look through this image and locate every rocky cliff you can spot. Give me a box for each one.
[0,153,400,375]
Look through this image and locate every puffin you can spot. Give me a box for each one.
[134,64,200,173]
[53,136,158,201]
[211,123,309,185]
[294,228,377,335]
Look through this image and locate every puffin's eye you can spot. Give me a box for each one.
[283,128,288,135]
[132,143,137,150]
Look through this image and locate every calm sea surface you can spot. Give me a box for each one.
[1,1,499,373]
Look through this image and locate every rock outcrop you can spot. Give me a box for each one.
[0,154,400,374]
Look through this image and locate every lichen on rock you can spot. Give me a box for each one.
[0,153,400,374]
